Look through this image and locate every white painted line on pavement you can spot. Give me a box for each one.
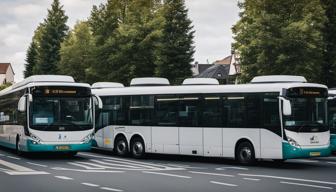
[216,166,249,171]
[243,178,260,181]
[26,162,48,168]
[210,181,238,187]
[0,159,34,172]
[55,176,74,180]
[52,167,124,173]
[327,161,336,165]
[280,181,333,190]
[6,156,20,160]
[6,171,49,175]
[69,162,106,170]
[91,159,140,169]
[81,183,100,187]
[238,173,336,185]
[0,153,5,156]
[292,159,319,163]
[166,163,206,169]
[103,159,158,169]
[143,171,191,179]
[100,187,123,192]
[189,171,234,177]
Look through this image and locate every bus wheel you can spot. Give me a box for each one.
[16,136,23,156]
[236,141,255,165]
[114,137,129,157]
[131,137,145,159]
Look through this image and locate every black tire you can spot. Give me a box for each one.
[16,136,23,156]
[66,151,78,157]
[236,141,256,165]
[131,137,145,159]
[114,136,129,157]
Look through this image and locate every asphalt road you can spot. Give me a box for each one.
[0,146,336,192]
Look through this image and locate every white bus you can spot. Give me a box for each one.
[0,75,100,155]
[328,89,336,152]
[92,76,331,164]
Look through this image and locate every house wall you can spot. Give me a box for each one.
[5,67,14,84]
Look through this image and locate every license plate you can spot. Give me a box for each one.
[310,152,321,157]
[56,145,70,150]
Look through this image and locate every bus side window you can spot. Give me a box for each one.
[222,96,246,127]
[155,96,178,126]
[201,96,221,127]
[129,95,154,126]
[262,96,281,134]
[178,96,199,127]
[246,94,260,128]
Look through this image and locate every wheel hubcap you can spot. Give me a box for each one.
[117,141,126,154]
[240,147,252,161]
[133,142,143,155]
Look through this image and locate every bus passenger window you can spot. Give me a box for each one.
[156,96,178,126]
[178,97,199,127]
[201,96,221,127]
[263,97,280,128]
[223,96,245,127]
[129,96,154,126]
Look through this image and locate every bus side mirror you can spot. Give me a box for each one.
[93,95,103,109]
[18,96,27,112]
[282,99,292,116]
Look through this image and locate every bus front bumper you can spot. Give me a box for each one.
[25,140,92,152]
[282,142,331,159]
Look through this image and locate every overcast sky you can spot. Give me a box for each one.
[0,0,240,81]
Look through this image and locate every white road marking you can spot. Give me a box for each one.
[166,163,206,169]
[0,153,5,156]
[55,176,74,180]
[189,171,234,177]
[239,173,336,185]
[100,187,123,192]
[216,166,249,171]
[210,181,238,187]
[103,159,158,169]
[292,159,319,163]
[7,171,49,175]
[52,167,124,173]
[280,181,333,190]
[69,162,106,170]
[26,162,48,168]
[143,171,191,179]
[81,183,100,187]
[0,159,34,172]
[6,156,20,160]
[243,178,260,181]
[327,161,336,165]
[90,159,141,169]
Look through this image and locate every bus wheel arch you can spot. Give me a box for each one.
[235,138,256,165]
[130,135,145,159]
[114,133,129,157]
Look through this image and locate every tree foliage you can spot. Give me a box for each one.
[232,0,326,83]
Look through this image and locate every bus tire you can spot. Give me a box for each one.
[131,137,145,159]
[114,136,129,157]
[16,136,23,156]
[236,141,255,165]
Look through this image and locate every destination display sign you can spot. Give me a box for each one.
[285,87,327,98]
[31,86,91,97]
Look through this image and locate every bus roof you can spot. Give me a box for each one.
[92,82,327,96]
[0,75,90,96]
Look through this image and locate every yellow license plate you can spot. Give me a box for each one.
[310,152,321,157]
[56,145,70,150]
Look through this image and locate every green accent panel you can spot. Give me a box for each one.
[282,142,331,159]
[26,140,92,152]
[330,134,336,152]
[0,140,16,150]
[91,139,98,147]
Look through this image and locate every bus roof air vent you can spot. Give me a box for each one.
[250,75,307,84]
[92,82,124,89]
[130,77,170,86]
[12,75,75,90]
[182,78,219,85]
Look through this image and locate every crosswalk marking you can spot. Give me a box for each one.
[0,159,49,175]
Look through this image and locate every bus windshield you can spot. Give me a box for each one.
[30,97,93,131]
[284,97,328,132]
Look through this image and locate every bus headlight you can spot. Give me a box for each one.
[287,137,300,148]
[30,133,42,144]
[81,134,93,144]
